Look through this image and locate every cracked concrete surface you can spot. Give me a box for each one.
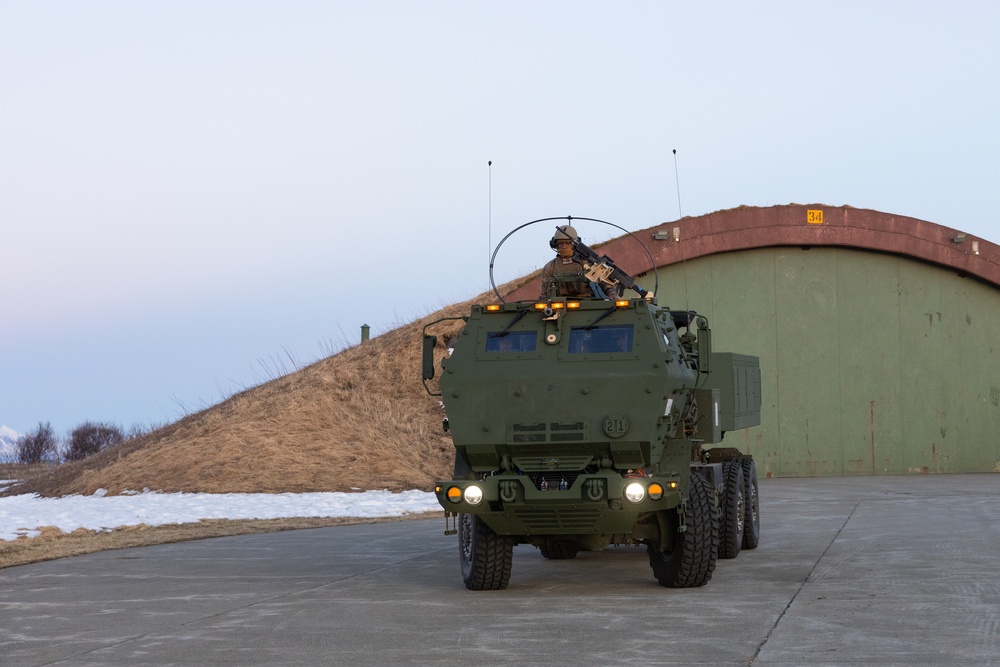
[2,474,999,666]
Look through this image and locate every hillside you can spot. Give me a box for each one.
[7,277,535,498]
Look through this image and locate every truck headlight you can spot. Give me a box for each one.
[464,485,484,505]
[624,482,646,503]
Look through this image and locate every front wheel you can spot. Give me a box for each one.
[648,473,719,588]
[459,513,514,590]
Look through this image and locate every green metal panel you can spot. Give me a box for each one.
[833,251,904,476]
[648,246,1000,477]
[708,352,762,430]
[772,249,843,477]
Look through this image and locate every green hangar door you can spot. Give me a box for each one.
[654,246,1000,477]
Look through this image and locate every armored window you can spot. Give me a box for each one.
[567,325,633,354]
[485,330,537,353]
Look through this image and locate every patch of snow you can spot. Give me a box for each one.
[0,489,441,541]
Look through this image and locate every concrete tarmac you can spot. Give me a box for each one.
[2,474,999,666]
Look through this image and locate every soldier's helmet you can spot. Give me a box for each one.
[549,225,580,249]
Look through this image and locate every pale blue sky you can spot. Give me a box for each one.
[2,1,999,437]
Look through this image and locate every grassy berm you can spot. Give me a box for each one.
[1,278,534,568]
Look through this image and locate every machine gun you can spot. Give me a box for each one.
[558,226,649,299]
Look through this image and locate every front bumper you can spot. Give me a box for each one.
[434,472,682,536]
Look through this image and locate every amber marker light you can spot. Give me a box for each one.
[615,300,630,308]
[486,304,502,312]
[446,486,463,503]
[669,481,678,489]
[534,303,547,310]
[648,483,664,500]
[567,301,580,309]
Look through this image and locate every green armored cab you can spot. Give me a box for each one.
[422,217,762,589]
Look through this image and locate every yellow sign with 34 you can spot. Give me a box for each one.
[807,210,824,224]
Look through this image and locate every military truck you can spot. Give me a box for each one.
[422,217,761,589]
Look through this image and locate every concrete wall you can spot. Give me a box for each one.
[652,246,1000,477]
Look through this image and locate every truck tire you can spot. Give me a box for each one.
[647,473,719,587]
[459,513,514,590]
[718,461,745,559]
[539,541,580,560]
[741,459,760,549]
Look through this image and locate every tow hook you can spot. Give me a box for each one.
[444,511,457,536]
[499,480,518,504]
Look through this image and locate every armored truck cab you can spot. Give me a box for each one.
[422,221,762,589]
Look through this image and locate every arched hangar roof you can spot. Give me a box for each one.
[622,204,998,289]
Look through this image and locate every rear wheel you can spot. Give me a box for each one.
[459,513,514,590]
[648,473,719,587]
[539,540,580,560]
[718,461,745,559]
[741,459,760,549]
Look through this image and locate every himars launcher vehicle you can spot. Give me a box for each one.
[422,216,762,589]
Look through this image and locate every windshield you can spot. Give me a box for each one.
[485,331,537,353]
[567,324,633,354]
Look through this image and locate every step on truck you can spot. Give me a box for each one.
[421,216,762,589]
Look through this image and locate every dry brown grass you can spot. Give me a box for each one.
[0,463,53,484]
[1,277,536,567]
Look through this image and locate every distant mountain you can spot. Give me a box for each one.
[1,425,22,463]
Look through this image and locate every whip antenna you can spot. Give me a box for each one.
[488,160,493,292]
[672,148,683,219]
[673,148,690,310]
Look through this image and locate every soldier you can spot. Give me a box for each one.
[539,225,620,299]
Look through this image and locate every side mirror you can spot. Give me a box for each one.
[422,335,438,380]
[697,323,711,374]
